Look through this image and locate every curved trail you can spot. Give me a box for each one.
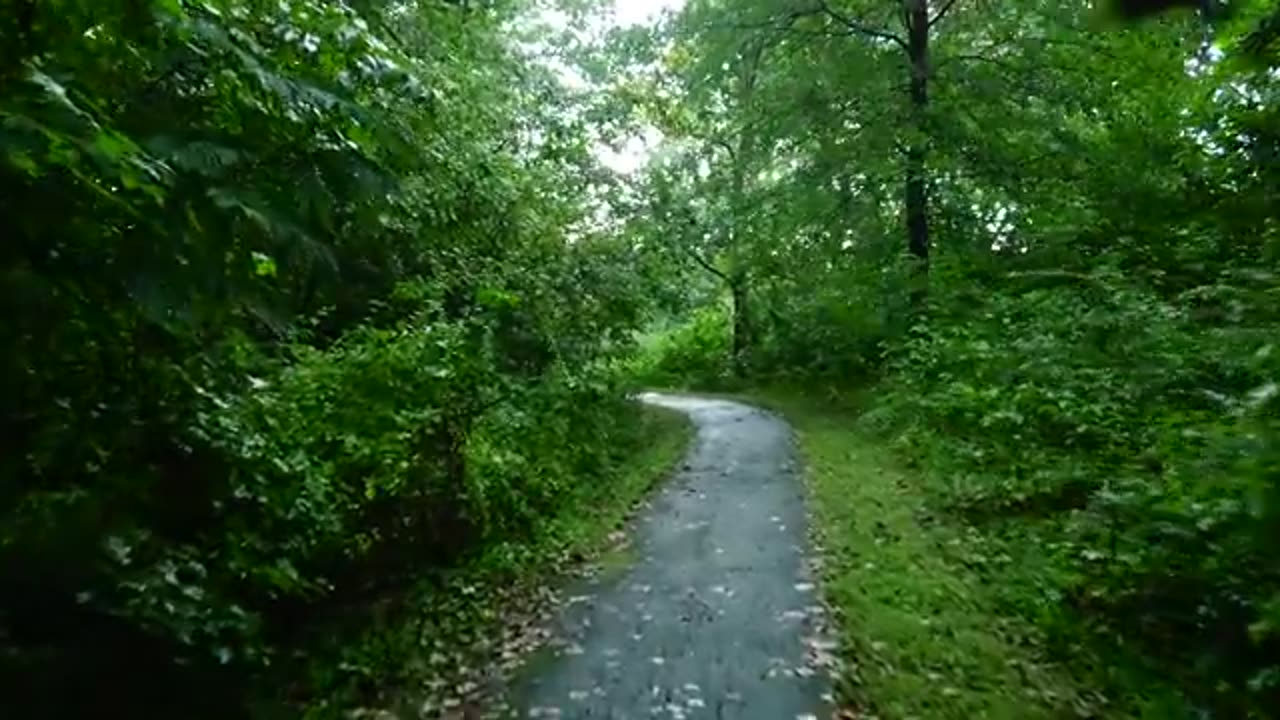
[510,394,832,719]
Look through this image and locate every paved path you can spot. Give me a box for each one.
[510,394,832,720]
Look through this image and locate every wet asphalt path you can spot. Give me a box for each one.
[510,394,832,720]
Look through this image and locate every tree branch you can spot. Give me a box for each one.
[929,0,962,28]
[685,244,729,281]
[704,2,904,51]
[937,51,1019,70]
[709,136,737,161]
[816,0,907,49]
[1006,269,1114,287]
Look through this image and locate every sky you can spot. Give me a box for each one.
[593,0,686,174]
[610,0,685,26]
[527,0,684,174]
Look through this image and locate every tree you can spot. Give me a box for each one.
[1,0,662,715]
[630,0,1280,713]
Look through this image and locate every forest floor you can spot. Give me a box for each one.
[504,394,835,720]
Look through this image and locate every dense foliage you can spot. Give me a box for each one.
[8,0,1280,715]
[0,0,666,716]
[626,0,1280,715]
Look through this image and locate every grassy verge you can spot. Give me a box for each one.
[295,402,693,719]
[744,389,1110,720]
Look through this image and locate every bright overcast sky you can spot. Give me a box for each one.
[610,0,685,26]
[529,0,687,174]
[592,0,687,174]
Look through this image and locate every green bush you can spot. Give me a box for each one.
[0,1,661,715]
[747,259,910,383]
[1,311,650,716]
[867,276,1280,716]
[630,306,733,389]
[878,282,1190,510]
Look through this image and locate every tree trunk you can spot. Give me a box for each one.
[905,0,931,274]
[726,41,762,377]
[730,274,751,376]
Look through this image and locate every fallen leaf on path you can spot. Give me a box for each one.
[807,637,838,651]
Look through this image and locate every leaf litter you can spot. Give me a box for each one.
[348,503,656,719]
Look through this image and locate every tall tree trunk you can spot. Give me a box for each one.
[727,40,763,376]
[730,273,751,376]
[905,0,931,275]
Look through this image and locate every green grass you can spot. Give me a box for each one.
[746,389,1111,720]
[297,403,694,718]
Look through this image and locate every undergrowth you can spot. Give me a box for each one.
[739,389,1121,719]
[294,404,693,718]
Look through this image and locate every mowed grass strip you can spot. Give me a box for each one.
[750,390,1105,720]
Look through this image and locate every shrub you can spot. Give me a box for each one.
[630,306,733,389]
[869,274,1280,715]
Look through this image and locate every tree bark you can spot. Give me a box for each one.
[905,0,931,273]
[730,273,751,376]
[727,40,763,376]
